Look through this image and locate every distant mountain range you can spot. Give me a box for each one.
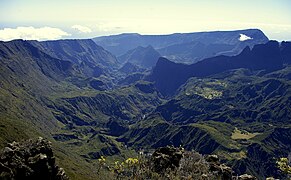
[93,29,268,64]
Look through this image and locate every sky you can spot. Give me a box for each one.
[0,0,291,41]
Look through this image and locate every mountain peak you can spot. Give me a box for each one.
[146,45,155,49]
[156,57,174,66]
[240,46,251,55]
[118,45,161,69]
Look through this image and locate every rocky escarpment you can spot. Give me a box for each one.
[0,137,68,180]
[151,146,184,173]
[150,146,257,180]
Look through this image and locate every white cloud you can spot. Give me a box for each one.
[239,34,253,41]
[0,26,70,41]
[71,25,92,33]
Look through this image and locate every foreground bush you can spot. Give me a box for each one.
[97,146,257,180]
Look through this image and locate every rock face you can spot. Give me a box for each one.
[151,146,184,173]
[0,137,68,180]
[205,154,233,180]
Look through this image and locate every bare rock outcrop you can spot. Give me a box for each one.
[151,146,184,173]
[0,137,68,180]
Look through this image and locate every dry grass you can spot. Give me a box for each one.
[231,127,261,140]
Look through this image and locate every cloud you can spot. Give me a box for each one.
[0,26,70,41]
[71,25,92,33]
[239,34,253,41]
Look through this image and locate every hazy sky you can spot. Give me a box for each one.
[1,0,291,41]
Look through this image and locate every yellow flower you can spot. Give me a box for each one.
[276,157,291,175]
[125,158,139,165]
[98,156,106,164]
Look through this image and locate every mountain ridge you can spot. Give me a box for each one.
[29,39,119,77]
[93,29,269,64]
[148,40,288,96]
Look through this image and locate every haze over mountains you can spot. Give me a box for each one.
[94,29,269,64]
[0,29,290,179]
